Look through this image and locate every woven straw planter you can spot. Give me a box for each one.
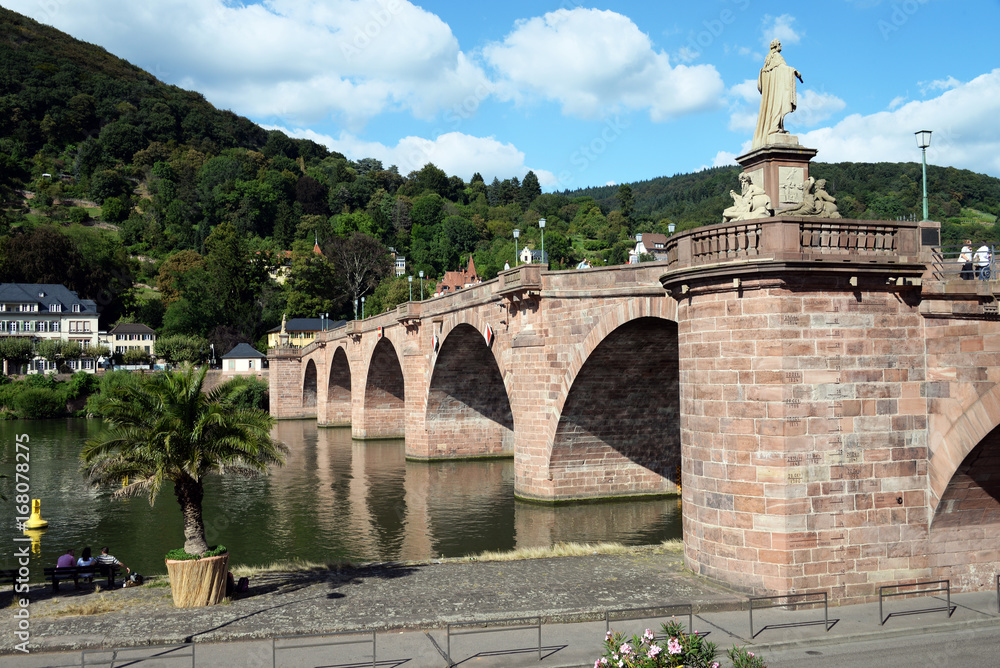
[165,552,229,608]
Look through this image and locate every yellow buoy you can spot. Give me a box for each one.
[24,498,49,529]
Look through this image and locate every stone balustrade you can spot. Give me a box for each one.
[665,216,924,271]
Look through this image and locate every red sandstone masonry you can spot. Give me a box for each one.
[268,219,1000,602]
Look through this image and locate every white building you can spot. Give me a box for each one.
[628,233,669,264]
[0,283,102,372]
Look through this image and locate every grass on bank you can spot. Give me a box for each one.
[43,592,138,618]
[226,540,684,577]
[469,539,683,562]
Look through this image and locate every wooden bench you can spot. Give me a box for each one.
[43,565,118,591]
[0,569,19,595]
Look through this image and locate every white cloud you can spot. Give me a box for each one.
[786,90,847,128]
[761,14,802,47]
[799,70,1000,177]
[483,8,724,121]
[711,151,739,167]
[888,95,908,110]
[3,0,491,128]
[919,76,960,96]
[269,125,556,186]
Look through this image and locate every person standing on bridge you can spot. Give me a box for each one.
[959,240,974,280]
[975,244,992,279]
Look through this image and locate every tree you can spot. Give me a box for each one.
[519,171,542,210]
[616,183,634,224]
[82,364,287,555]
[284,251,344,318]
[324,232,392,316]
[122,348,151,365]
[157,250,206,306]
[154,334,210,364]
[0,337,35,375]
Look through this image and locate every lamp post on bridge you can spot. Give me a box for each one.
[419,270,424,300]
[915,130,932,221]
[408,275,413,301]
[538,218,545,266]
[354,299,358,320]
[513,228,520,267]
[361,297,365,320]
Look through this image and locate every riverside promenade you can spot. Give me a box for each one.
[3,546,999,667]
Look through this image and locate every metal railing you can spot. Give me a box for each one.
[81,643,195,668]
[272,629,376,668]
[929,244,997,281]
[446,615,542,666]
[605,603,694,636]
[748,592,830,639]
[878,579,952,625]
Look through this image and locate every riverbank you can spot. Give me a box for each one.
[8,544,743,654]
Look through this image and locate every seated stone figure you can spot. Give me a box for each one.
[723,172,774,223]
[784,177,842,218]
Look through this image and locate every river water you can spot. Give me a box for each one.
[0,419,681,576]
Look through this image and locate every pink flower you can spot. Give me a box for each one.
[619,643,633,656]
[712,663,720,668]
[667,638,682,655]
[605,631,614,641]
[643,629,655,642]
[648,644,662,658]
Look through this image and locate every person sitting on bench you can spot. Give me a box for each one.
[95,546,130,578]
[56,548,75,569]
[76,547,96,583]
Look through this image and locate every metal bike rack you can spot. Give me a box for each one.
[272,629,376,668]
[446,615,542,666]
[748,591,829,639]
[878,579,951,625]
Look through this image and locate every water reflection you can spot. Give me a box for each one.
[0,420,681,576]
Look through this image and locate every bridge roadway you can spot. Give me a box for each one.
[269,216,1000,602]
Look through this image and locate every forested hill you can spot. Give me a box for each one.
[0,5,333,181]
[1,4,999,359]
[562,162,1000,235]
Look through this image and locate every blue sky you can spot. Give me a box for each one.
[7,0,1000,190]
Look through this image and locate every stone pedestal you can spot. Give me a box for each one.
[738,138,818,214]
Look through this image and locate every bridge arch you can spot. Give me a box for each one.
[302,358,318,409]
[425,323,513,458]
[548,315,680,500]
[929,382,1000,522]
[358,336,405,439]
[325,346,351,426]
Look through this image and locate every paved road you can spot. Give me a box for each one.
[765,625,1000,668]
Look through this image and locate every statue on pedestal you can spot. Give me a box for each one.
[752,39,803,149]
[783,177,842,218]
[723,172,774,223]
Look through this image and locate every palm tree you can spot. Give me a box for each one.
[81,364,287,556]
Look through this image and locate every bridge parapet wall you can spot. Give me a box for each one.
[664,216,924,272]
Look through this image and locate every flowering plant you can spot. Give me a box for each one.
[595,619,720,668]
[728,645,767,668]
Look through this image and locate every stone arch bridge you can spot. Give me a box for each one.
[270,216,1000,601]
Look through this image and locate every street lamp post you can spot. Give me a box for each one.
[668,222,676,235]
[513,228,520,267]
[419,270,424,300]
[361,297,365,320]
[915,130,932,221]
[538,218,545,266]
[408,275,413,301]
[354,299,358,320]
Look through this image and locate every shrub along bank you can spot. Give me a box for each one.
[0,370,269,419]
